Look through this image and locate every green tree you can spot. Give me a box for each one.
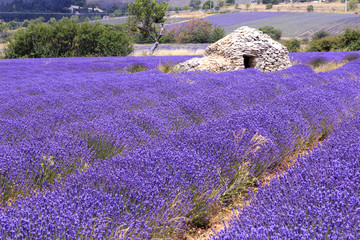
[347,0,359,10]
[306,36,341,52]
[218,0,225,7]
[245,3,251,9]
[8,20,19,30]
[226,0,235,5]
[190,0,201,10]
[22,19,30,28]
[203,0,214,10]
[171,19,225,44]
[30,17,45,25]
[266,3,273,9]
[313,30,330,40]
[110,9,122,17]
[167,4,173,11]
[258,25,281,40]
[47,18,57,25]
[341,28,360,51]
[183,5,190,10]
[263,0,280,5]
[0,21,8,33]
[211,25,226,42]
[97,24,133,56]
[128,0,168,54]
[284,38,301,52]
[5,18,133,58]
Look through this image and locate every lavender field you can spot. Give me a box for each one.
[0,53,360,239]
[198,12,360,37]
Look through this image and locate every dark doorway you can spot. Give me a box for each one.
[243,55,256,69]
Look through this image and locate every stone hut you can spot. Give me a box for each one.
[175,26,292,73]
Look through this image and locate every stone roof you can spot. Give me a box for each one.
[175,26,292,73]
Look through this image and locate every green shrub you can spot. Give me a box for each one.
[313,30,330,40]
[341,28,360,51]
[0,21,8,33]
[258,25,281,40]
[159,32,176,43]
[203,0,214,10]
[309,57,328,67]
[307,5,314,12]
[109,9,122,18]
[306,36,341,52]
[266,3,273,9]
[226,0,235,5]
[148,19,226,44]
[5,18,133,58]
[124,63,148,73]
[211,25,226,42]
[133,32,154,44]
[347,0,359,10]
[284,38,301,52]
[343,54,359,62]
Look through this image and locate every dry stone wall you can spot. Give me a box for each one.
[175,26,292,73]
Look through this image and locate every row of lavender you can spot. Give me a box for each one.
[0,57,360,238]
[212,106,360,240]
[0,60,325,205]
[0,58,340,205]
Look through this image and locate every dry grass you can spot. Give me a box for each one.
[131,48,205,56]
[0,43,6,58]
[168,11,216,19]
[0,43,6,51]
[313,61,347,72]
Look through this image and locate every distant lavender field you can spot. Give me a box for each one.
[163,12,360,37]
[217,12,360,37]
[204,12,288,27]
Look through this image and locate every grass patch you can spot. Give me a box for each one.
[120,63,149,73]
[343,54,359,62]
[156,61,179,73]
[313,60,347,72]
[84,134,125,160]
[1,155,85,208]
[309,57,328,68]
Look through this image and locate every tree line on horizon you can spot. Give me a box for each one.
[2,0,360,59]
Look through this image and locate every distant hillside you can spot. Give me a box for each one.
[86,0,209,8]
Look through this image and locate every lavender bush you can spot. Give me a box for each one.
[0,55,359,239]
[211,112,360,240]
